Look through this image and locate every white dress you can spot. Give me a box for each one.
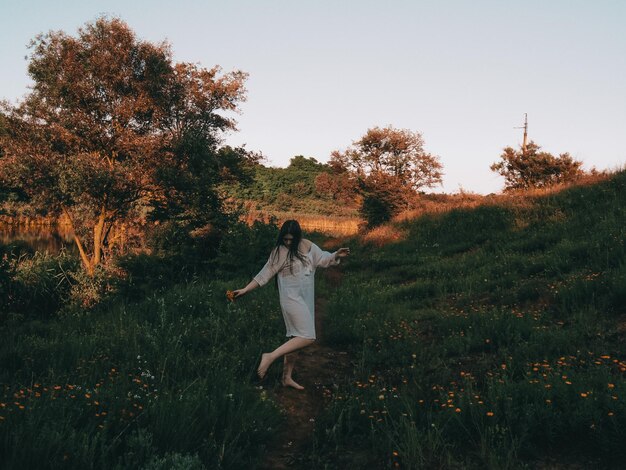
[253,242,340,340]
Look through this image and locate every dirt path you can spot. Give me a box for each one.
[259,266,353,469]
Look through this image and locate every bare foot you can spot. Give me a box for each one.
[282,377,305,390]
[258,353,273,379]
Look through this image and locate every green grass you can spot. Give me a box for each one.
[313,170,626,468]
[2,171,625,468]
[0,278,286,469]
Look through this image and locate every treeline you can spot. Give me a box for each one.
[221,155,359,217]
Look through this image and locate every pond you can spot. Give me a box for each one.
[0,214,360,256]
[0,224,74,254]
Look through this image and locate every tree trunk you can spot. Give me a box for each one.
[74,234,94,276]
[62,206,94,276]
[93,204,106,268]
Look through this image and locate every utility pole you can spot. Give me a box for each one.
[514,113,529,155]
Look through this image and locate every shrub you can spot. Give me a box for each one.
[65,264,120,311]
[0,253,14,312]
[213,220,278,276]
[9,250,78,317]
[358,172,408,227]
[491,141,583,191]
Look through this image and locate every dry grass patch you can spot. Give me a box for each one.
[361,224,408,247]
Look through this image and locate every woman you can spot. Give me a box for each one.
[232,220,350,389]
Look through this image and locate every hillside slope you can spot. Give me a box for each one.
[314,170,626,468]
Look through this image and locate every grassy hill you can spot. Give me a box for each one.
[1,170,623,468]
[312,170,626,468]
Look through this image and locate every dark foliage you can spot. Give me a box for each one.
[491,141,584,191]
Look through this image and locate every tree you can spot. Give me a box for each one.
[223,155,332,206]
[287,155,327,173]
[0,17,248,275]
[357,171,408,227]
[314,171,358,204]
[491,141,583,191]
[331,126,443,225]
[330,126,443,190]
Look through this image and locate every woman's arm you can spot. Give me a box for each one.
[232,279,260,299]
[310,243,350,268]
[232,247,284,298]
[335,247,350,258]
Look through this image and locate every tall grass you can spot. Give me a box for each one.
[2,170,624,468]
[0,271,288,468]
[313,170,626,468]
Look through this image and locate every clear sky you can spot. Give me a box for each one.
[1,0,625,193]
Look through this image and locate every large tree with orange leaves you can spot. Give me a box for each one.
[330,126,443,190]
[0,18,249,275]
[330,126,443,225]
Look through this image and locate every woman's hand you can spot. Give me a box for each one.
[232,288,247,299]
[230,280,259,300]
[335,247,350,258]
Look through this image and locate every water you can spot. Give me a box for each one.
[0,225,74,254]
[0,215,360,256]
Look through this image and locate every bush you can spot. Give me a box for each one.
[359,173,408,227]
[65,264,121,311]
[145,219,221,270]
[7,250,78,317]
[491,141,583,191]
[115,252,193,301]
[0,248,124,317]
[213,220,278,276]
[0,253,14,312]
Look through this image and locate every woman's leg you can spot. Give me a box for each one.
[282,353,305,390]
[258,336,314,379]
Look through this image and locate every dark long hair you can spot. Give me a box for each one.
[271,219,308,272]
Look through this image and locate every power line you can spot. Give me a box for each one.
[514,113,528,155]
